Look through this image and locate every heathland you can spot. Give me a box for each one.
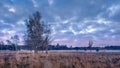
[0,51,120,68]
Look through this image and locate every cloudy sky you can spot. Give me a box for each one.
[0,0,120,47]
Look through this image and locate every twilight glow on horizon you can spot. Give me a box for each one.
[0,0,120,47]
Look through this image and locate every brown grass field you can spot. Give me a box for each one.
[0,51,120,68]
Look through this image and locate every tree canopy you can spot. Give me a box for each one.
[25,11,51,53]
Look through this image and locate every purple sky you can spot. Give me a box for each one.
[0,0,120,47]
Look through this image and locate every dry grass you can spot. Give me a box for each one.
[0,51,120,68]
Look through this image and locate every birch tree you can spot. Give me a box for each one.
[25,11,51,53]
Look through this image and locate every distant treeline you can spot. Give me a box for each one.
[0,44,120,51]
[104,46,120,50]
[0,45,20,50]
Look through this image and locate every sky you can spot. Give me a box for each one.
[0,0,120,47]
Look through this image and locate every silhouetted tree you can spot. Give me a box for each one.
[56,43,60,47]
[10,35,19,50]
[96,48,99,52]
[25,11,51,53]
[88,40,93,52]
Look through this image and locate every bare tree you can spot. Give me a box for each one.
[25,11,51,53]
[11,35,19,45]
[88,40,93,52]
[10,35,19,50]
